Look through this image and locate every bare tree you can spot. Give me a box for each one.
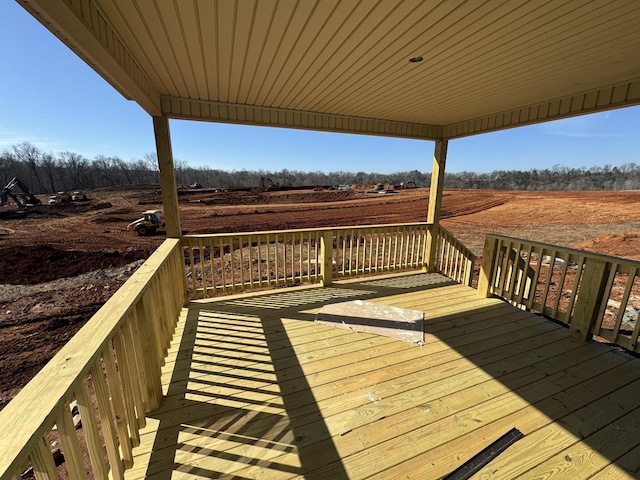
[13,142,46,193]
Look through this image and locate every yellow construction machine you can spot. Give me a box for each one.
[127,210,166,236]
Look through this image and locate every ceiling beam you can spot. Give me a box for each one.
[160,96,443,141]
[444,78,640,139]
[18,0,161,116]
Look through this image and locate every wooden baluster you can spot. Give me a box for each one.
[76,380,109,478]
[564,256,585,318]
[135,299,162,410]
[551,252,570,318]
[403,228,410,269]
[187,244,197,298]
[30,437,58,480]
[321,230,333,287]
[91,364,124,480]
[354,228,361,273]
[593,265,618,336]
[217,237,224,292]
[102,344,133,466]
[612,266,637,341]
[257,235,263,287]
[506,242,522,301]
[230,236,237,292]
[120,321,146,428]
[299,232,304,283]
[56,400,87,480]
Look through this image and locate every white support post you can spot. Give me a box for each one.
[425,139,448,272]
[153,116,182,238]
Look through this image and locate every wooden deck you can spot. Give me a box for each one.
[124,272,640,479]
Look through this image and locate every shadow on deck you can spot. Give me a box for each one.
[125,272,640,479]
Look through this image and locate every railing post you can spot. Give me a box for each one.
[570,258,610,341]
[477,235,499,297]
[424,223,439,272]
[321,230,333,286]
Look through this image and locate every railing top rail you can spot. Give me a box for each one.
[487,233,640,267]
[0,238,181,478]
[182,222,431,239]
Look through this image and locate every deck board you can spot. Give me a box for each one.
[124,273,640,479]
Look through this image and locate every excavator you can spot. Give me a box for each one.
[0,177,41,214]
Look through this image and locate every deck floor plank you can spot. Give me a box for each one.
[123,273,640,480]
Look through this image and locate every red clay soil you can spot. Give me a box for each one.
[2,187,640,409]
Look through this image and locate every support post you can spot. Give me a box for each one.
[321,231,333,287]
[425,139,448,272]
[153,116,181,238]
[477,235,499,297]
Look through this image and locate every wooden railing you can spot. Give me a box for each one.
[478,234,640,353]
[0,224,475,479]
[433,225,476,286]
[0,239,186,480]
[182,228,327,298]
[182,222,476,298]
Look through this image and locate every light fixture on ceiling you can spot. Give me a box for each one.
[409,56,423,63]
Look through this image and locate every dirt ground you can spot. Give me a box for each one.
[3,186,640,409]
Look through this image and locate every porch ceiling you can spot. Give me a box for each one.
[18,0,640,140]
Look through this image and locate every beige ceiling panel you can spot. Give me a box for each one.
[353,1,636,123]
[250,0,318,105]
[196,1,217,102]
[225,0,257,104]
[266,1,356,107]
[172,0,208,100]
[429,30,640,123]
[243,0,299,105]
[141,0,191,98]
[273,0,382,109]
[234,0,277,104]
[354,1,567,119]
[304,0,504,114]
[272,1,376,107]
[390,2,631,118]
[99,0,173,94]
[286,0,415,111]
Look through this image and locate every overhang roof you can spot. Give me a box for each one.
[19,0,640,140]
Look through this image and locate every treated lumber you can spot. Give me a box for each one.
[300,351,637,479]
[378,354,639,479]
[135,325,595,476]
[519,401,640,479]
[589,443,640,479]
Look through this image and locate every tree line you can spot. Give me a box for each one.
[1,142,639,194]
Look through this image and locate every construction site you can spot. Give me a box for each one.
[2,185,640,412]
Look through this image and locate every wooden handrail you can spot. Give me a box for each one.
[0,239,187,480]
[182,223,476,298]
[478,234,640,353]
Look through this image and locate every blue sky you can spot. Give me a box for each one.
[1,1,638,175]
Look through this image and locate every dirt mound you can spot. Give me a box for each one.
[0,245,149,284]
[572,231,640,259]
